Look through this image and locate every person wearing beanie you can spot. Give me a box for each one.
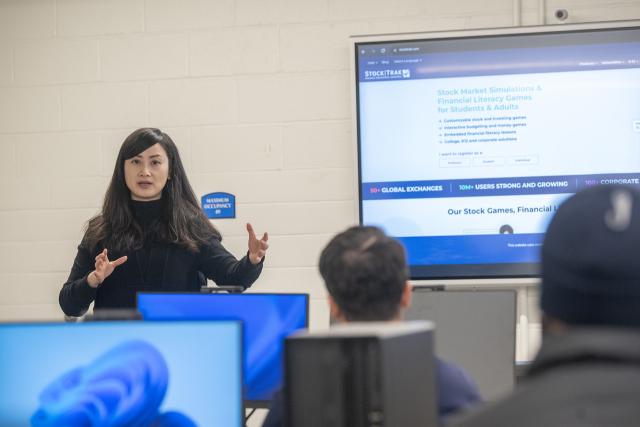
[452,184,640,427]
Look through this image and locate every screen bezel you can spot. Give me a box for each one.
[136,292,310,408]
[351,20,640,281]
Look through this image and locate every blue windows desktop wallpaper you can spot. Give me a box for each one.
[0,321,243,427]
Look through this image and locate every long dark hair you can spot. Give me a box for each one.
[84,128,220,252]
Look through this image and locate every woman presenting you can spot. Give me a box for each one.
[60,128,268,317]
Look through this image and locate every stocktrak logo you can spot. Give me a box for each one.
[364,69,411,80]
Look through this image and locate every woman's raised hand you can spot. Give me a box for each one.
[247,223,269,265]
[87,249,128,288]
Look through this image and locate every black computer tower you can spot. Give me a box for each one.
[284,321,437,427]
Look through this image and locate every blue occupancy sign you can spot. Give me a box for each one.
[201,192,236,219]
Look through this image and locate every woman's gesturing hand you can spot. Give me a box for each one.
[87,249,128,288]
[247,223,269,265]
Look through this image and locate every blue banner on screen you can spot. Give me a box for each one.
[0,321,243,427]
[201,192,236,219]
[356,24,640,279]
[137,293,308,406]
[362,173,640,200]
[398,234,543,265]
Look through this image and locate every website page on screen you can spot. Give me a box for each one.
[357,28,640,276]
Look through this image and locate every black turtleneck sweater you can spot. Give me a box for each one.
[59,199,263,317]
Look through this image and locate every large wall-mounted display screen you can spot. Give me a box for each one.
[355,22,640,279]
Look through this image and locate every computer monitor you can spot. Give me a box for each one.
[0,320,243,426]
[137,292,309,407]
[405,289,517,400]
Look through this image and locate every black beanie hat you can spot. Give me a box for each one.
[541,184,640,327]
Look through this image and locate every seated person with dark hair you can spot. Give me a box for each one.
[263,226,480,427]
[452,184,640,427]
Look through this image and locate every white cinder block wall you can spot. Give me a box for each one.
[1,1,639,415]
